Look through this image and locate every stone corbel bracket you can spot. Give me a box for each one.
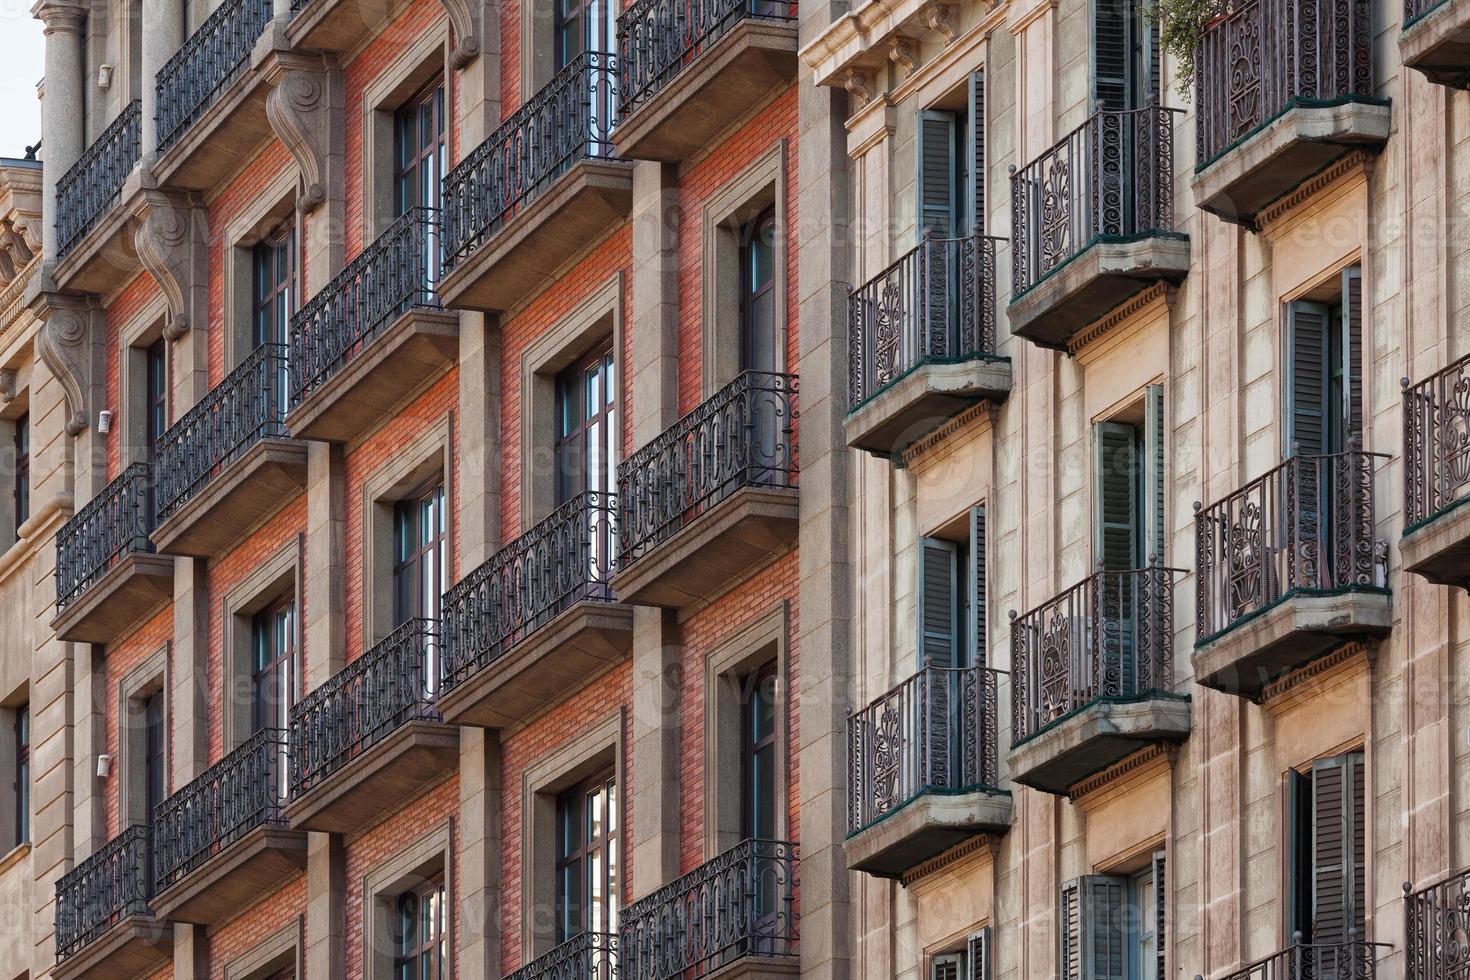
[133,190,209,343]
[438,0,481,68]
[263,53,345,215]
[33,295,98,437]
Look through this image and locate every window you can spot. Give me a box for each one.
[1092,0,1160,111]
[394,80,447,216]
[555,772,619,943]
[392,482,447,627]
[931,929,992,980]
[393,876,448,979]
[13,703,28,848]
[145,692,166,824]
[1287,752,1366,944]
[915,72,985,241]
[251,597,296,735]
[12,413,26,531]
[554,345,617,503]
[1285,266,1363,457]
[146,340,168,456]
[917,506,988,670]
[253,227,294,349]
[740,208,780,376]
[1094,386,1165,570]
[1059,856,1166,980]
[741,662,779,841]
[555,0,616,68]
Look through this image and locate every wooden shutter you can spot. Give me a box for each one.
[1285,300,1332,457]
[1092,0,1130,109]
[1286,766,1314,937]
[966,72,986,236]
[932,953,963,980]
[917,111,959,240]
[1060,875,1129,980]
[1144,385,1165,563]
[1310,752,1366,944]
[969,506,987,667]
[919,537,960,668]
[1340,265,1363,441]
[1151,850,1167,980]
[967,926,992,980]
[1095,422,1142,570]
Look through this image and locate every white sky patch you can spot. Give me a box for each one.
[0,5,46,159]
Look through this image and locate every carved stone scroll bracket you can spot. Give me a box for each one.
[33,296,97,437]
[925,4,958,43]
[263,55,345,215]
[889,40,917,77]
[844,70,873,106]
[133,190,208,343]
[438,0,481,68]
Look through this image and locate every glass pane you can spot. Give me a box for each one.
[752,743,776,839]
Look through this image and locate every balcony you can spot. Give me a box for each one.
[53,101,141,295]
[1009,563,1191,795]
[1192,0,1388,228]
[286,618,458,834]
[1402,354,1470,587]
[440,53,631,313]
[1402,0,1470,87]
[846,233,1010,459]
[1193,448,1392,701]
[845,664,1010,879]
[1405,868,1470,979]
[53,826,172,980]
[52,462,172,645]
[620,838,798,980]
[153,0,276,190]
[613,0,798,162]
[288,206,456,443]
[612,370,799,611]
[439,491,632,729]
[508,932,618,980]
[286,0,413,54]
[151,728,307,925]
[151,343,308,558]
[1202,937,1389,980]
[1008,106,1189,349]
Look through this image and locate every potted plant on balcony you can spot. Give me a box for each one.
[1150,0,1230,95]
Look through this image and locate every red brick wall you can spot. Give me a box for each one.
[101,605,173,837]
[102,272,163,479]
[207,874,308,979]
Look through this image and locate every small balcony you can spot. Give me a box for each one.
[440,53,632,313]
[286,0,413,54]
[1009,564,1191,796]
[620,838,798,980]
[508,932,618,980]
[846,664,1010,879]
[439,491,632,729]
[151,343,308,558]
[286,618,458,834]
[846,233,1011,459]
[151,728,307,925]
[1200,937,1389,980]
[1402,354,1470,587]
[1008,106,1189,349]
[53,826,172,980]
[1402,0,1470,87]
[153,0,276,190]
[613,0,798,162]
[1192,0,1388,228]
[53,101,142,296]
[1193,448,1392,701]
[53,462,172,645]
[288,206,456,443]
[1404,867,1470,978]
[612,370,799,611]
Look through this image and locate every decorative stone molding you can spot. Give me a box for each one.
[900,834,998,887]
[925,4,957,42]
[0,370,16,407]
[898,400,993,466]
[133,190,208,342]
[1068,743,1170,803]
[437,0,481,68]
[1259,642,1370,706]
[1065,281,1170,355]
[843,70,873,105]
[1255,150,1371,232]
[263,56,343,214]
[34,301,92,436]
[888,39,917,75]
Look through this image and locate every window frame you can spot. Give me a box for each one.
[392,479,448,628]
[553,342,618,504]
[554,768,619,944]
[393,77,447,217]
[738,207,780,376]
[251,224,295,350]
[13,702,28,848]
[250,595,297,736]
[741,660,780,841]
[392,874,448,979]
[12,412,26,532]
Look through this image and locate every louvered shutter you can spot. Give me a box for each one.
[1151,850,1167,980]
[1061,876,1130,980]
[969,506,987,667]
[968,926,993,980]
[1340,266,1364,441]
[1143,385,1165,563]
[966,72,986,236]
[918,111,959,239]
[1092,0,1130,110]
[1285,300,1332,457]
[1310,752,1365,944]
[932,953,963,980]
[1095,422,1142,570]
[919,537,960,668]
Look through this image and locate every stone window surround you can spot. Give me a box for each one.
[114,290,168,467]
[223,917,304,980]
[361,820,455,980]
[700,140,789,399]
[0,379,30,552]
[220,536,303,751]
[517,272,625,530]
[702,602,790,857]
[117,644,169,829]
[1276,251,1370,453]
[221,168,300,373]
[517,709,625,960]
[362,25,451,242]
[0,681,28,849]
[359,414,454,650]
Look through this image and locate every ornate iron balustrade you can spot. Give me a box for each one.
[443,52,619,270]
[1194,448,1389,645]
[507,931,619,980]
[1406,871,1470,980]
[154,342,291,525]
[153,727,289,893]
[1010,105,1179,297]
[55,824,154,963]
[847,664,1002,836]
[1403,353,1470,532]
[620,838,797,980]
[617,0,795,115]
[56,101,140,260]
[1204,936,1389,980]
[290,206,441,405]
[848,233,1002,411]
[55,461,155,613]
[1405,0,1451,26]
[1010,562,1183,744]
[155,0,273,153]
[442,491,616,689]
[1195,0,1374,169]
[616,370,797,567]
[288,617,441,796]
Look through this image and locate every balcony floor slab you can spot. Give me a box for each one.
[702,955,801,980]
[845,788,1011,879]
[1008,697,1191,796]
[151,824,307,926]
[285,720,459,834]
[1402,0,1470,87]
[52,552,174,645]
[53,914,173,980]
[1402,499,1470,588]
[52,173,143,297]
[846,358,1011,459]
[151,438,308,559]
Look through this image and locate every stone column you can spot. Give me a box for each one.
[305,832,346,980]
[171,558,209,782]
[139,0,185,161]
[173,923,207,979]
[457,728,504,980]
[457,316,501,567]
[36,3,86,265]
[305,442,346,685]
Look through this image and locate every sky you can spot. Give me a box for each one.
[0,8,46,159]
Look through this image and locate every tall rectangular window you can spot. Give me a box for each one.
[917,506,988,670]
[1288,751,1366,944]
[555,771,619,943]
[144,692,165,824]
[1092,0,1160,111]
[742,662,779,841]
[555,0,616,67]
[394,80,446,216]
[146,340,167,456]
[253,227,294,349]
[393,482,447,627]
[1285,266,1363,457]
[915,72,985,241]
[739,208,780,376]
[251,598,296,735]
[394,876,448,978]
[13,703,28,848]
[12,413,27,531]
[1059,856,1165,980]
[554,344,617,504]
[1093,386,1166,570]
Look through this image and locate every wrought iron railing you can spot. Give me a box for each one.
[1203,936,1389,980]
[1403,354,1470,532]
[617,370,797,567]
[1010,562,1182,744]
[288,617,441,796]
[1194,448,1389,645]
[153,727,289,893]
[847,664,1002,835]
[1405,0,1452,26]
[1010,105,1179,297]
[443,52,619,270]
[289,206,441,406]
[847,233,1003,412]
[156,0,274,153]
[617,0,796,114]
[154,342,291,525]
[56,101,140,260]
[55,462,156,613]
[1195,0,1375,170]
[1406,871,1470,980]
[442,491,617,689]
[620,838,797,980]
[508,931,620,980]
[55,824,154,963]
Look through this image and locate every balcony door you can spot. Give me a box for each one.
[393,481,447,694]
[395,81,447,216]
[1288,752,1366,945]
[556,0,618,149]
[555,771,619,947]
[555,346,617,604]
[144,690,165,885]
[741,662,784,954]
[253,227,294,419]
[1059,857,1166,980]
[252,597,296,799]
[914,73,984,354]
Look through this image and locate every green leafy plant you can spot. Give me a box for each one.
[1149,0,1223,96]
